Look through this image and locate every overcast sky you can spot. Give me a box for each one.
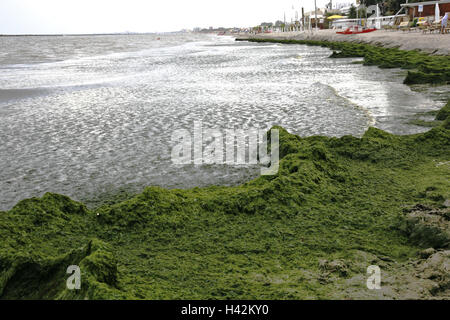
[0,0,354,34]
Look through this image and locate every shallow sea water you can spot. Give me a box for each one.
[0,34,448,210]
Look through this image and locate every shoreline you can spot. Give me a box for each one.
[0,38,449,299]
[1,103,449,299]
[0,101,450,300]
[236,30,450,56]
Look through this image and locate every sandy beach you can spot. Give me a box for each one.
[236,29,450,55]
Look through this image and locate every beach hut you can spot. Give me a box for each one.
[400,0,450,21]
[304,10,326,29]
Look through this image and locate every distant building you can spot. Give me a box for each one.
[332,1,357,14]
[304,9,326,28]
[260,22,273,28]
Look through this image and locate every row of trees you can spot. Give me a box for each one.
[348,5,366,19]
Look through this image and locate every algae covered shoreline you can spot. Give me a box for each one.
[1,102,449,300]
[235,30,450,55]
[0,41,449,300]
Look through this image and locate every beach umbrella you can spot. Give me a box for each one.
[435,3,440,23]
[327,15,344,20]
[375,4,381,29]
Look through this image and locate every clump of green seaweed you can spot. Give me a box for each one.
[236,38,450,85]
[436,100,450,121]
[408,101,450,128]
[1,100,449,299]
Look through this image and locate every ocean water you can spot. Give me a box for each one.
[0,33,448,210]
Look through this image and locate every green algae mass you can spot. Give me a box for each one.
[1,100,449,299]
[236,38,450,85]
[436,101,450,121]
